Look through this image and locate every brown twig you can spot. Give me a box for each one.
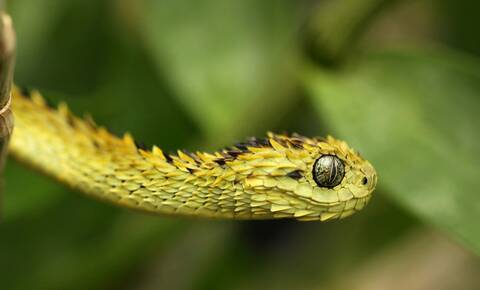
[0,10,15,216]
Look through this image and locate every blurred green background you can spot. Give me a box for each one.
[1,0,480,289]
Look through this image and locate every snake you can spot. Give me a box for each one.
[8,86,377,221]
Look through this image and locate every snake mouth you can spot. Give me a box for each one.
[301,197,370,221]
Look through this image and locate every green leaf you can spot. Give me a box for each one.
[11,0,113,94]
[308,0,394,62]
[0,198,183,290]
[3,159,64,221]
[436,0,480,55]
[9,0,66,77]
[304,49,480,255]
[138,0,302,141]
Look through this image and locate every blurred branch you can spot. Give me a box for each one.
[0,12,14,107]
[0,10,15,216]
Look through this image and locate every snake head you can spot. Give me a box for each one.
[230,133,377,221]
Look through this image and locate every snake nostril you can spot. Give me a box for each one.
[362,177,368,185]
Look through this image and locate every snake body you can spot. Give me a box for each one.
[9,87,377,221]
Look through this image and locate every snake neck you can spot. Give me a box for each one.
[9,88,275,219]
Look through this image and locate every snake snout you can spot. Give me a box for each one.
[361,162,377,192]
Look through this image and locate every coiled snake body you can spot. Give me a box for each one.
[9,87,377,221]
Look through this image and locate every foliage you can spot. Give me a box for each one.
[1,0,479,289]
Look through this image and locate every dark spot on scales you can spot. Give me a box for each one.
[164,154,173,163]
[134,140,148,150]
[225,150,243,158]
[316,137,327,143]
[233,137,270,151]
[286,170,303,180]
[288,139,305,149]
[255,138,270,147]
[234,144,249,151]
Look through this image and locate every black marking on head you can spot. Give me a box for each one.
[222,133,320,158]
[214,159,226,166]
[275,138,290,148]
[187,167,196,174]
[234,137,270,150]
[285,136,306,149]
[225,150,243,158]
[287,170,303,180]
[234,143,249,151]
[221,137,271,154]
[256,138,270,146]
[270,133,309,149]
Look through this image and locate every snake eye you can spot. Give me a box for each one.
[313,155,345,188]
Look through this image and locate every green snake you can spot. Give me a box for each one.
[9,87,377,221]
